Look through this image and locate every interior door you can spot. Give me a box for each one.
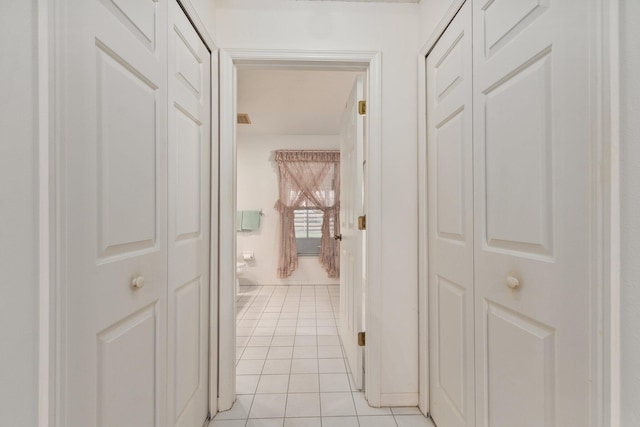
[167,1,211,426]
[427,3,474,427]
[62,0,168,425]
[339,75,365,390]
[473,1,591,425]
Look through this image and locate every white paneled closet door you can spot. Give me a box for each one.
[472,1,591,426]
[63,0,169,425]
[426,3,475,427]
[62,0,212,425]
[167,1,211,426]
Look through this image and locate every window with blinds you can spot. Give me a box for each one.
[294,208,323,255]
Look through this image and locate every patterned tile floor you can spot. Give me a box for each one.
[212,285,433,427]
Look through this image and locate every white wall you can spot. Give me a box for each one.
[0,1,40,426]
[237,135,340,286]
[216,0,420,404]
[620,0,640,425]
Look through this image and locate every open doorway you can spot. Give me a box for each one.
[217,50,385,417]
[215,49,385,423]
[216,67,368,422]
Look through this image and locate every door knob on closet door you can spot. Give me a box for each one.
[131,275,145,290]
[506,276,520,289]
[334,234,342,241]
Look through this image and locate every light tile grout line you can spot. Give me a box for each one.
[282,285,301,421]
[241,285,271,420]
[316,286,324,426]
[235,286,259,365]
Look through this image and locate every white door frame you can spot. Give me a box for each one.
[416,0,621,424]
[41,1,218,425]
[218,49,383,410]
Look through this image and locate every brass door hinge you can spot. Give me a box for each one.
[358,100,367,115]
[358,215,366,231]
[358,332,366,346]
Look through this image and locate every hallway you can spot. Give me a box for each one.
[212,285,432,427]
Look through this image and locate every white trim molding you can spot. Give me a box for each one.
[416,0,620,423]
[218,48,238,411]
[591,0,621,425]
[217,48,384,410]
[38,0,54,425]
[208,49,221,418]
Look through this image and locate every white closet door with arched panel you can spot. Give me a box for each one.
[167,1,211,426]
[427,3,475,427]
[473,0,592,425]
[62,0,169,425]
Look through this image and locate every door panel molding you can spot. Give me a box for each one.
[97,0,158,50]
[97,302,160,427]
[167,1,211,424]
[482,300,556,427]
[427,4,475,426]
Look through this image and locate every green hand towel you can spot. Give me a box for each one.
[241,210,261,231]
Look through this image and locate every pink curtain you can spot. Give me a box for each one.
[274,150,340,278]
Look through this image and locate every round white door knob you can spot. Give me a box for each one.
[506,276,520,289]
[131,276,145,289]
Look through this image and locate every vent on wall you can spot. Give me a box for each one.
[237,113,252,124]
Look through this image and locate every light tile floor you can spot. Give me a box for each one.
[212,285,433,427]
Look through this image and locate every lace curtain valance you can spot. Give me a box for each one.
[275,150,341,163]
[274,150,341,278]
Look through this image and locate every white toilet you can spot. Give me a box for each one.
[236,261,247,294]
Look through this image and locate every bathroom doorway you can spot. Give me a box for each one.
[220,67,367,422]
[217,50,383,414]
[216,49,383,421]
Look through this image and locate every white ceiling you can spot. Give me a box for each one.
[236,68,360,136]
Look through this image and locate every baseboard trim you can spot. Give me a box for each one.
[379,392,420,407]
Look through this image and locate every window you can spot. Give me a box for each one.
[294,208,323,255]
[274,150,340,277]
